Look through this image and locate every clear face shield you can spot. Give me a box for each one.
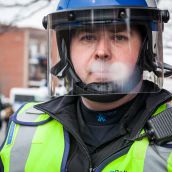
[46,7,167,97]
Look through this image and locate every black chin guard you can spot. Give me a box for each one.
[73,66,142,103]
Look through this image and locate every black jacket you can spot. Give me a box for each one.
[34,86,172,172]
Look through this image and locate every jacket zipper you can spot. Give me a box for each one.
[57,121,93,171]
[92,143,132,172]
[35,106,93,172]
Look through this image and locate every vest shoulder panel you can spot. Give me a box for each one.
[0,103,70,172]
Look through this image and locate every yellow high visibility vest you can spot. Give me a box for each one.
[0,102,172,172]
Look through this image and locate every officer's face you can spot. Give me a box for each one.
[70,25,142,84]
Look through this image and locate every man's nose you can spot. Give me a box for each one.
[94,36,111,61]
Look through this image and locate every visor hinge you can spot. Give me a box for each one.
[42,16,48,29]
[161,10,170,23]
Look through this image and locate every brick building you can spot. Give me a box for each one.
[0,25,48,97]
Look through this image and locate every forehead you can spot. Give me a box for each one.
[73,24,139,34]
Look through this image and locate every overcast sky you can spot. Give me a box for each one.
[0,0,59,29]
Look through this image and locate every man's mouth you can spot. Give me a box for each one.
[88,61,132,82]
[89,71,112,82]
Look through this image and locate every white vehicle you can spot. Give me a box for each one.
[10,87,49,111]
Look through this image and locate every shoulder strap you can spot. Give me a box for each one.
[127,89,172,140]
[130,101,172,145]
[12,102,52,126]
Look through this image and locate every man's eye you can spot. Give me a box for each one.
[112,35,128,41]
[80,34,96,41]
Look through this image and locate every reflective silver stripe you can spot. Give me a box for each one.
[144,145,171,172]
[145,0,157,7]
[10,125,37,172]
[17,107,43,122]
[25,106,44,115]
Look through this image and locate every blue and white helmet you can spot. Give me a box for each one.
[57,0,156,9]
[43,0,170,102]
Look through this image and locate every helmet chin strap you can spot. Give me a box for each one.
[73,66,143,103]
[74,83,127,103]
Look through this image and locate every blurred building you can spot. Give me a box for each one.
[0,24,48,97]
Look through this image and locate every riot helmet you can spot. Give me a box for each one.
[43,0,170,102]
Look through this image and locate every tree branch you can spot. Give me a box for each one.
[0,0,51,8]
[12,2,50,23]
[0,1,51,34]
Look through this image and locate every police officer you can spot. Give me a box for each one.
[1,0,172,172]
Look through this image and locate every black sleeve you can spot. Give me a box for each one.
[0,157,4,172]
